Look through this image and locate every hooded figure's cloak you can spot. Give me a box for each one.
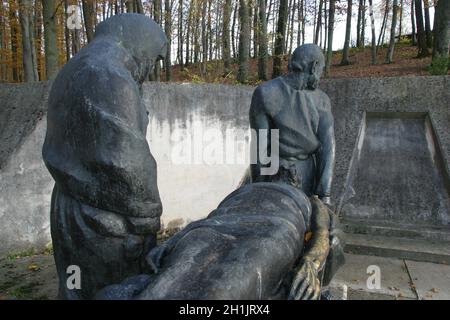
[42,14,167,299]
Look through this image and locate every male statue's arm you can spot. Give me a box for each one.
[289,196,330,300]
[315,96,335,205]
[249,88,271,182]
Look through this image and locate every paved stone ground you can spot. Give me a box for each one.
[1,251,449,300]
[329,253,450,300]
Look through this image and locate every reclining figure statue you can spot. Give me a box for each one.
[96,181,334,300]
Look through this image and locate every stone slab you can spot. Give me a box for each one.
[345,233,450,264]
[329,253,416,299]
[405,260,450,300]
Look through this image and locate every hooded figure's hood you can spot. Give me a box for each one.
[94,13,168,80]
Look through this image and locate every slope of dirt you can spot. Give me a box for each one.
[164,43,447,85]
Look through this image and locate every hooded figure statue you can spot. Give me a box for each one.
[42,14,168,299]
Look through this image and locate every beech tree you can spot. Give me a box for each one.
[272,0,288,78]
[414,0,429,57]
[341,0,352,65]
[386,0,398,63]
[42,0,58,79]
[257,0,268,80]
[432,0,450,73]
[19,0,38,81]
[237,0,250,83]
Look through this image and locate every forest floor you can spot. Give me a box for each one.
[165,42,448,85]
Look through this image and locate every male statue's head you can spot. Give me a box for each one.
[94,13,168,83]
[287,44,325,90]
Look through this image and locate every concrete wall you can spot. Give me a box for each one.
[0,76,449,257]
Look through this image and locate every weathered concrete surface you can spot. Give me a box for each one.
[405,260,450,300]
[342,115,450,227]
[0,82,51,170]
[0,118,53,257]
[345,233,450,264]
[329,253,416,299]
[1,76,449,256]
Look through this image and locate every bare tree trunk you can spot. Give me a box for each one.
[288,0,295,54]
[185,2,192,66]
[64,0,71,62]
[377,0,390,48]
[356,0,362,47]
[323,0,328,51]
[361,0,366,47]
[423,0,432,48]
[411,0,416,45]
[0,2,5,81]
[207,0,213,61]
[178,0,184,68]
[387,0,398,63]
[223,0,232,74]
[272,0,288,78]
[82,0,96,43]
[9,1,19,81]
[42,0,59,79]
[398,0,403,39]
[325,0,335,76]
[232,0,238,58]
[253,0,259,58]
[297,0,303,47]
[126,0,135,12]
[151,0,162,81]
[414,0,429,57]
[135,0,144,13]
[164,0,172,81]
[302,0,305,43]
[35,1,45,80]
[314,0,323,44]
[19,0,38,82]
[237,0,250,83]
[258,0,268,80]
[200,0,207,75]
[368,0,377,64]
[271,0,277,54]
[341,0,352,65]
[432,0,450,66]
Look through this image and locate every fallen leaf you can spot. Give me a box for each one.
[28,264,40,271]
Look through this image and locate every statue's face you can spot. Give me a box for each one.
[312,60,324,81]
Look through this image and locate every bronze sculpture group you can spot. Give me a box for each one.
[42,13,344,300]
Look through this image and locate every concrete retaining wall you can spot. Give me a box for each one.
[0,76,449,257]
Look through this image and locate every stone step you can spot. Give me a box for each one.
[342,219,450,242]
[344,233,450,265]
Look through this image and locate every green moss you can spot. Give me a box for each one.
[6,248,36,260]
[428,55,450,75]
[8,283,36,299]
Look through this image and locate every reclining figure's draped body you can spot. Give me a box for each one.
[42,14,167,299]
[97,182,312,300]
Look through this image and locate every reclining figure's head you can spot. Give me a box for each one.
[94,13,168,82]
[288,44,325,90]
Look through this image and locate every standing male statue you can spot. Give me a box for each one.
[249,43,344,296]
[42,14,167,299]
[250,44,335,205]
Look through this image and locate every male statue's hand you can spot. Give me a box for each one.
[288,258,321,300]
